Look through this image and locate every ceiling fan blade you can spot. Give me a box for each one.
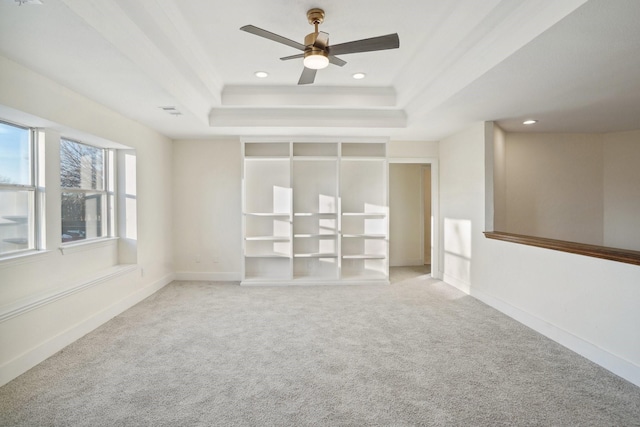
[298,67,317,85]
[314,31,330,49]
[329,55,346,67]
[280,53,304,61]
[240,25,306,51]
[329,33,399,56]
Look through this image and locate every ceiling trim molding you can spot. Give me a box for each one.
[222,86,397,107]
[209,108,407,128]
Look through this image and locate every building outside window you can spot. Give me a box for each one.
[0,120,38,257]
[60,139,113,243]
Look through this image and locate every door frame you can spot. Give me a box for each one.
[388,157,440,279]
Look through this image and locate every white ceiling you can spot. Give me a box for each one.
[0,0,639,141]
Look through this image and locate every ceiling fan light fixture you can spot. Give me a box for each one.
[303,53,329,70]
[240,7,399,84]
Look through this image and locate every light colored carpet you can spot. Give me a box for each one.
[1,269,638,426]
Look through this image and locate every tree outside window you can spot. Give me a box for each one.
[60,139,110,243]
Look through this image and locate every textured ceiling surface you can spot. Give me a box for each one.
[0,0,638,140]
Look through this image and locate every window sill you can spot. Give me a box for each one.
[0,250,52,269]
[59,237,119,255]
[484,231,640,266]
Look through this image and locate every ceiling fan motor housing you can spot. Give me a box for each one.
[304,32,328,59]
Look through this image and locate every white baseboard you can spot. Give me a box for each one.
[471,287,640,388]
[443,274,470,294]
[0,272,174,387]
[174,271,241,281]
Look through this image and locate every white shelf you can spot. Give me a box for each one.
[294,212,337,217]
[294,234,338,238]
[293,156,337,161]
[342,212,387,217]
[342,234,387,239]
[242,276,293,284]
[294,253,338,258]
[245,236,290,241]
[244,212,291,217]
[244,253,291,259]
[340,274,389,282]
[342,254,387,259]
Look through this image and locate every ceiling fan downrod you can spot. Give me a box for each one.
[304,8,328,68]
[307,8,325,32]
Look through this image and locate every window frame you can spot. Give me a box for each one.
[59,138,115,245]
[0,119,43,258]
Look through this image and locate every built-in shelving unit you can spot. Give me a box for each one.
[339,143,388,282]
[242,139,388,285]
[242,142,292,283]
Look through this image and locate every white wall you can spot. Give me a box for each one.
[439,123,485,292]
[389,164,423,266]
[496,129,640,251]
[504,133,604,244]
[491,124,507,231]
[603,129,640,251]
[439,122,640,387]
[170,139,439,280]
[0,56,174,386]
[172,139,242,281]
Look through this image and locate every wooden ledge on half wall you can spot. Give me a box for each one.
[484,231,640,266]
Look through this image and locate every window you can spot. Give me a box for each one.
[60,139,114,243]
[0,120,39,257]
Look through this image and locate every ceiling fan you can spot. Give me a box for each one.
[240,8,400,85]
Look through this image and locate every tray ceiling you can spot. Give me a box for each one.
[0,0,638,140]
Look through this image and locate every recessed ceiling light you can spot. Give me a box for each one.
[523,119,538,125]
[352,72,366,80]
[254,71,269,78]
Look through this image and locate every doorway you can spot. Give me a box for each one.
[388,161,436,275]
